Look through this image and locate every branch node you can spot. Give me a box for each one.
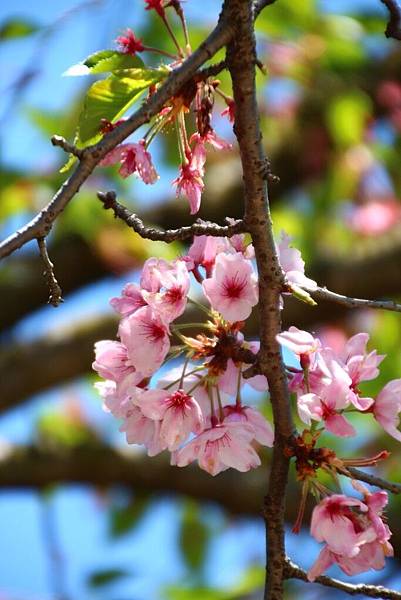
[37,237,63,307]
[51,135,83,159]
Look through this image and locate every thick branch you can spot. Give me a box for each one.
[285,559,401,600]
[226,2,294,598]
[0,5,235,260]
[98,191,246,241]
[380,0,401,40]
[0,316,117,414]
[0,444,264,515]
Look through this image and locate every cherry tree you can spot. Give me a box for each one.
[2,1,401,599]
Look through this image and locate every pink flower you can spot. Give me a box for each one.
[120,404,165,456]
[136,388,204,450]
[118,306,170,376]
[190,131,231,176]
[141,260,190,323]
[202,252,258,322]
[277,232,317,290]
[173,161,204,215]
[187,235,229,273]
[95,372,143,418]
[308,491,393,581]
[100,141,158,184]
[144,0,165,18]
[340,333,384,411]
[110,283,147,317]
[310,495,373,558]
[308,541,392,580]
[172,422,261,476]
[92,340,135,383]
[156,365,211,416]
[223,405,274,446]
[221,100,235,123]
[373,378,401,441]
[276,326,320,369]
[116,29,144,55]
[217,348,268,395]
[297,359,355,436]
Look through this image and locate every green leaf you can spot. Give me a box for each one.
[179,501,210,573]
[64,49,144,76]
[88,568,128,588]
[60,67,167,173]
[79,68,165,145]
[110,494,150,538]
[0,18,39,40]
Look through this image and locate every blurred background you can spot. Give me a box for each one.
[1,0,401,598]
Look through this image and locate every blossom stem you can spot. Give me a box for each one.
[172,322,211,330]
[179,355,191,388]
[160,13,184,58]
[142,45,178,60]
[235,365,242,408]
[187,378,204,396]
[216,385,225,422]
[163,366,205,391]
[187,296,213,316]
[292,480,309,534]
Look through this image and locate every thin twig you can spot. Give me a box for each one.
[343,466,401,495]
[285,559,401,599]
[308,286,401,314]
[51,135,83,158]
[37,237,63,307]
[195,60,227,81]
[97,191,246,241]
[380,0,401,40]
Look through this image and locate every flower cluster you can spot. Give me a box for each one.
[277,326,401,440]
[308,485,393,580]
[93,230,284,476]
[94,1,236,214]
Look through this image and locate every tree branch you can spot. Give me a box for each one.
[308,286,401,315]
[380,0,401,41]
[343,466,401,495]
[97,190,246,241]
[0,3,235,260]
[37,237,63,307]
[285,559,401,600]
[226,2,294,598]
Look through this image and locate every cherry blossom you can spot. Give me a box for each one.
[223,405,274,446]
[190,131,231,176]
[136,388,204,450]
[141,259,190,323]
[118,306,170,376]
[172,421,261,476]
[202,252,258,322]
[116,29,144,54]
[100,141,158,184]
[144,0,165,18]
[120,404,165,456]
[277,231,317,290]
[173,161,204,215]
[373,378,401,441]
[308,491,393,580]
[110,283,147,317]
[92,340,135,383]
